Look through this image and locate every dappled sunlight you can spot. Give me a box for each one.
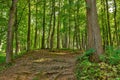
[51,52,67,55]
[33,58,52,63]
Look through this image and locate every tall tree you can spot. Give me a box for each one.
[6,0,18,63]
[14,6,19,55]
[57,0,61,49]
[41,0,46,49]
[47,0,53,49]
[106,0,112,46]
[27,0,31,51]
[50,0,56,49]
[34,0,38,48]
[101,0,106,49]
[113,0,118,46]
[85,0,103,62]
[68,0,72,49]
[103,0,109,47]
[76,0,81,49]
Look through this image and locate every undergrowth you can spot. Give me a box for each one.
[75,47,120,80]
[0,51,26,72]
[0,53,5,64]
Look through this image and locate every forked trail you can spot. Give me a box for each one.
[0,50,79,80]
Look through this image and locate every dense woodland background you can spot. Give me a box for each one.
[0,0,120,79]
[0,0,120,63]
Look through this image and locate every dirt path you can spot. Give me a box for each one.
[0,50,79,80]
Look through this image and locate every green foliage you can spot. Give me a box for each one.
[85,48,95,56]
[0,51,26,65]
[32,77,39,80]
[76,57,120,79]
[0,53,5,64]
[100,46,120,65]
[0,51,26,72]
[76,46,120,80]
[13,50,26,59]
[76,48,95,63]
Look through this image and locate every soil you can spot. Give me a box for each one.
[0,50,80,80]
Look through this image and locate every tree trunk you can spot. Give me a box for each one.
[50,0,56,49]
[14,6,19,55]
[103,0,109,46]
[106,0,112,46]
[41,0,46,49]
[68,0,72,49]
[57,0,60,49]
[85,0,103,62]
[101,0,105,49]
[6,0,18,64]
[34,0,38,48]
[77,0,81,49]
[113,0,118,46]
[47,1,53,49]
[27,0,31,51]
[73,13,77,49]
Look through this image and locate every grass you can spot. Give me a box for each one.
[0,53,6,64]
[13,50,26,59]
[0,50,27,64]
[0,52,6,72]
[0,50,27,72]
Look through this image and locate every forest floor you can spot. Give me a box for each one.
[0,50,80,80]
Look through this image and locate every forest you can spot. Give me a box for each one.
[0,0,120,79]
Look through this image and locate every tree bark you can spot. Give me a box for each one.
[57,0,61,49]
[41,0,46,49]
[14,6,19,55]
[50,0,56,49]
[6,0,18,63]
[85,0,103,62]
[34,0,38,48]
[27,0,31,51]
[105,0,112,46]
[68,0,72,49]
[47,1,53,49]
[113,0,118,46]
